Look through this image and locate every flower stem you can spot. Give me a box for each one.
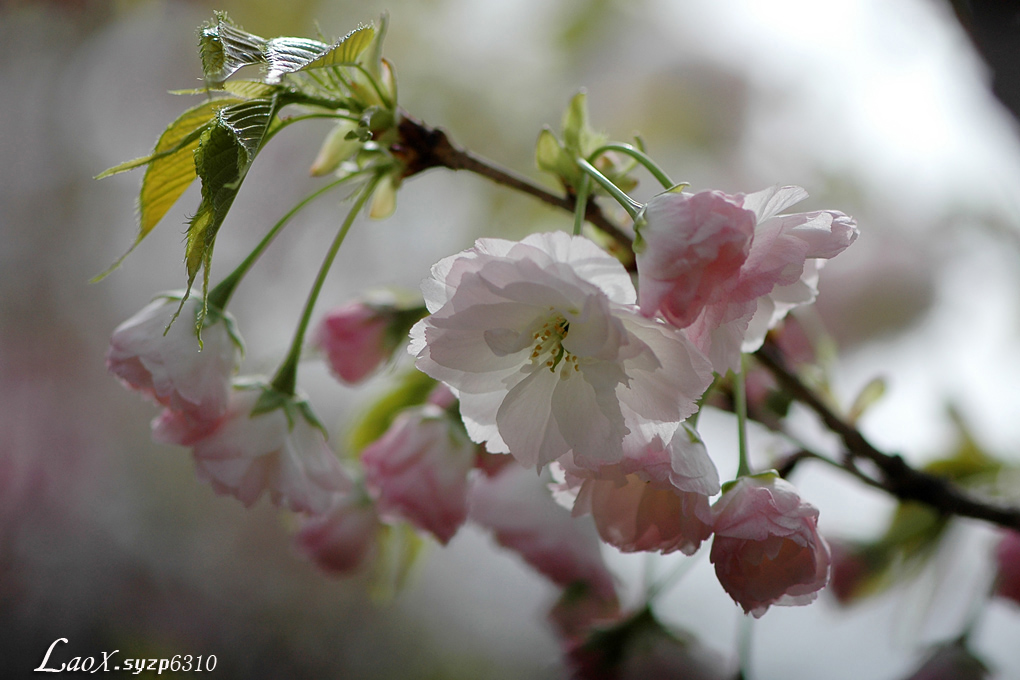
[270,174,382,396]
[572,173,591,236]
[575,158,642,221]
[735,356,751,478]
[207,172,369,312]
[588,143,675,190]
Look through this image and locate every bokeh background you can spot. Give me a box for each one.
[2,0,1020,677]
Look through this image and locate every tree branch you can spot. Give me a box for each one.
[754,340,1020,530]
[391,111,636,268]
[390,106,1020,533]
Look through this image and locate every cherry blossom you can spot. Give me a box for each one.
[107,295,241,420]
[410,231,712,471]
[636,186,857,374]
[152,382,349,515]
[554,424,718,555]
[361,403,476,544]
[296,489,384,575]
[709,473,830,617]
[315,298,424,385]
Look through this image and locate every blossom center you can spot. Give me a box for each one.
[530,315,579,376]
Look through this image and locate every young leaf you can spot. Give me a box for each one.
[265,25,374,83]
[92,97,242,282]
[183,96,279,314]
[199,12,268,83]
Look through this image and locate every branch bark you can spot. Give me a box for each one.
[391,106,1020,533]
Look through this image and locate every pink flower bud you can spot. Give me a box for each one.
[107,296,241,420]
[152,384,350,515]
[361,405,476,544]
[994,530,1020,606]
[636,190,755,329]
[709,474,831,618]
[296,491,383,576]
[637,186,857,374]
[315,301,397,384]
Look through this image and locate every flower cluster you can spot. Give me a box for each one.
[108,183,854,618]
[409,188,853,615]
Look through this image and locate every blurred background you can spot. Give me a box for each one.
[2,0,1020,677]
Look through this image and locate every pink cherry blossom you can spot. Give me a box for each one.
[994,530,1020,606]
[361,404,476,544]
[636,189,755,329]
[152,383,350,515]
[709,474,830,617]
[468,463,616,600]
[637,186,857,374]
[107,295,241,420]
[296,490,383,575]
[555,424,718,555]
[410,231,713,472]
[314,300,399,384]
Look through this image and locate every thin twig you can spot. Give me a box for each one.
[754,340,1020,530]
[390,111,636,266]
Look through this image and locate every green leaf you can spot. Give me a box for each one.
[847,376,886,423]
[199,12,268,83]
[265,25,375,83]
[92,98,243,282]
[198,13,375,86]
[182,96,279,317]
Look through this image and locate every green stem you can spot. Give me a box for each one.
[206,171,368,311]
[269,174,382,396]
[572,173,591,236]
[588,143,675,190]
[575,158,642,221]
[737,615,754,680]
[734,357,751,478]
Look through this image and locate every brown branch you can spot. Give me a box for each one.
[390,111,636,267]
[388,106,1020,532]
[754,340,1020,530]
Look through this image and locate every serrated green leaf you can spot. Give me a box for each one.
[92,98,243,283]
[182,97,278,316]
[141,98,243,234]
[199,12,268,83]
[222,80,282,99]
[265,25,374,83]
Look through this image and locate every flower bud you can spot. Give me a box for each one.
[314,298,424,385]
[709,473,831,617]
[362,404,476,544]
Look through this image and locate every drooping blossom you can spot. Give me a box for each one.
[315,298,425,385]
[361,403,477,544]
[152,382,349,515]
[994,530,1020,606]
[410,231,713,472]
[554,423,718,555]
[296,489,384,575]
[107,295,241,420]
[709,473,831,617]
[636,186,857,374]
[468,463,616,600]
